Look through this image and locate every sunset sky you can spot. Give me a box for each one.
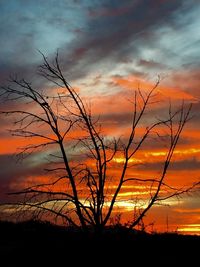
[0,0,200,234]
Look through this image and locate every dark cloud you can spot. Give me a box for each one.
[0,0,81,85]
[170,158,200,171]
[136,158,200,172]
[0,0,199,87]
[0,154,47,201]
[59,0,186,80]
[138,59,167,70]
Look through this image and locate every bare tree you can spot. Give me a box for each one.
[0,53,198,231]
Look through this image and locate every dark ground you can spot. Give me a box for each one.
[0,220,199,266]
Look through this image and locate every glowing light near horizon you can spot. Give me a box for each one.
[110,185,150,190]
[113,200,140,211]
[174,148,200,155]
[178,224,200,235]
[145,151,167,157]
[145,148,200,157]
[113,157,142,164]
[112,148,200,165]
[117,191,151,197]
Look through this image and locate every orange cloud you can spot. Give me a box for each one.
[112,75,197,101]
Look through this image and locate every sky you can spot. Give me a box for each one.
[0,0,200,234]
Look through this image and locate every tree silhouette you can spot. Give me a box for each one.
[0,52,198,231]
